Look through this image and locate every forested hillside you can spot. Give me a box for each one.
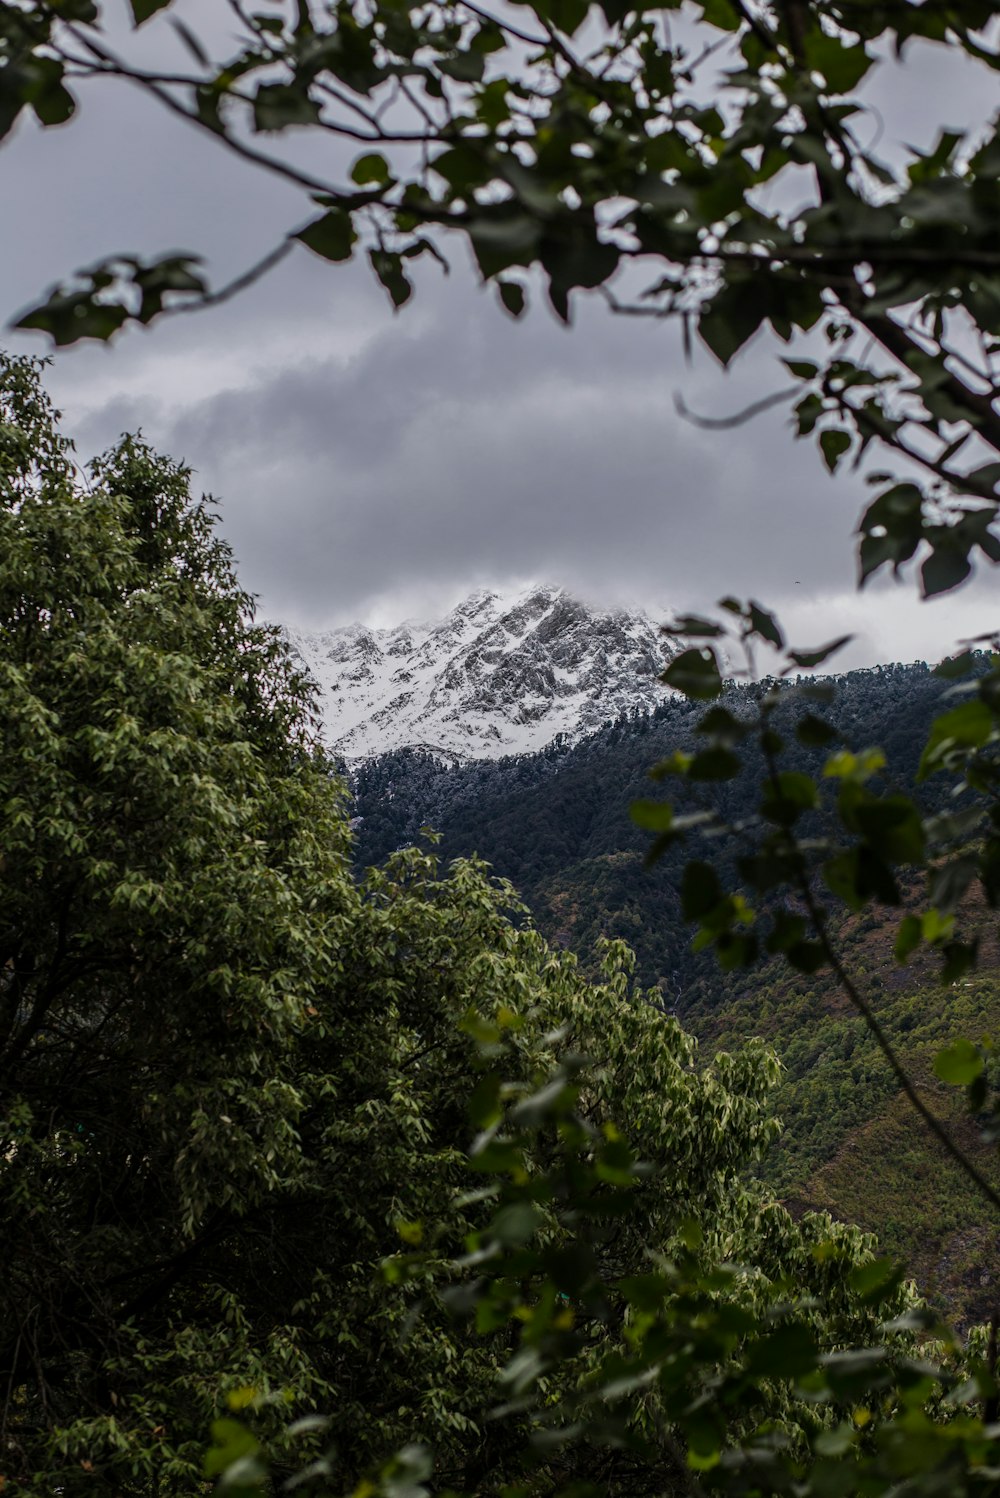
[352,661,955,995]
[352,663,1000,1321]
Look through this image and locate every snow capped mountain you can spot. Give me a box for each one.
[283,584,676,762]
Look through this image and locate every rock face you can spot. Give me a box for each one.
[284,584,675,761]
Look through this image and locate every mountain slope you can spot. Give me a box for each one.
[350,661,1000,1321]
[284,584,674,761]
[352,661,951,994]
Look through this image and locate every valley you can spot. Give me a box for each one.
[347,649,1000,1322]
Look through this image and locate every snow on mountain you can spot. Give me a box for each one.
[283,584,676,762]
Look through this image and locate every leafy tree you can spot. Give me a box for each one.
[1,348,347,1488]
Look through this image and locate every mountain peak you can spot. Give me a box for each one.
[284,585,674,761]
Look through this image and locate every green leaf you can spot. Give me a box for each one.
[766,914,808,956]
[663,647,723,700]
[467,1138,524,1174]
[31,83,74,128]
[783,359,819,379]
[490,1201,540,1245]
[370,250,412,309]
[894,914,921,963]
[0,69,27,143]
[534,0,589,33]
[819,428,852,474]
[294,210,356,262]
[630,799,674,834]
[468,211,541,280]
[540,223,619,318]
[686,1405,725,1463]
[681,860,722,920]
[670,614,727,639]
[748,601,783,648]
[820,1346,889,1399]
[934,1039,983,1086]
[746,1323,818,1379]
[927,854,978,915]
[796,714,838,748]
[194,85,224,133]
[849,1256,903,1305]
[824,746,886,782]
[467,1072,502,1128]
[851,794,925,864]
[25,56,76,128]
[814,1424,856,1458]
[253,82,320,131]
[203,1419,265,1487]
[439,50,486,82]
[823,848,868,910]
[15,289,129,346]
[130,0,173,22]
[964,460,1000,493]
[696,705,748,738]
[796,392,823,436]
[618,1273,673,1313]
[351,152,392,186]
[687,746,741,780]
[921,907,954,944]
[788,636,853,669]
[805,32,874,94]
[698,0,743,31]
[225,1387,259,1413]
[918,699,993,779]
[433,143,492,194]
[762,771,818,826]
[922,544,972,597]
[858,484,924,583]
[940,939,978,984]
[698,280,764,367]
[786,940,825,974]
[934,651,976,679]
[715,929,758,970]
[498,281,526,319]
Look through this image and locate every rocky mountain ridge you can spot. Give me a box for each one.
[283,584,675,761]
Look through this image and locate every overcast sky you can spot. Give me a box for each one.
[3,3,999,668]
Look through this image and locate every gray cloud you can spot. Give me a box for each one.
[3,13,998,663]
[59,268,862,629]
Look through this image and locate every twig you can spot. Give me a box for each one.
[674,385,798,430]
[166,238,296,316]
[986,1312,999,1423]
[459,0,549,50]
